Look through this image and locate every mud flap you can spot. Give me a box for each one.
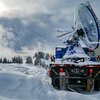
[59,76,68,90]
[60,76,66,90]
[87,78,94,92]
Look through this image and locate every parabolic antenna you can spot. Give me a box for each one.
[75,2,100,50]
[57,2,100,50]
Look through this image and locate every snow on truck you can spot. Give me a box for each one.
[49,2,100,92]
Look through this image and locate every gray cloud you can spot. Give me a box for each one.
[0,0,99,54]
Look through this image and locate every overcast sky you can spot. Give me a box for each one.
[0,0,100,57]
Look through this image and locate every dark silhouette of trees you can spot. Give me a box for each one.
[0,51,50,66]
[34,52,50,68]
[38,52,45,58]
[34,57,41,66]
[12,56,23,64]
[26,56,33,64]
[0,58,2,63]
[3,57,7,63]
[45,53,49,60]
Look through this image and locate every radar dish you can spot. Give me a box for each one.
[75,3,100,49]
[57,2,100,50]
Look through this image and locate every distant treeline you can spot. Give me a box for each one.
[34,52,50,68]
[0,56,23,64]
[0,51,50,68]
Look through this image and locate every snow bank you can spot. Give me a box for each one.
[0,64,100,100]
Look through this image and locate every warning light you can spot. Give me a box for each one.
[89,69,93,74]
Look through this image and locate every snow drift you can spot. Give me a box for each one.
[0,64,100,100]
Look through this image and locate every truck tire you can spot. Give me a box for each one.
[52,77,59,89]
[94,80,99,91]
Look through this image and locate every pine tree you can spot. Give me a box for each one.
[34,53,38,57]
[38,52,45,58]
[45,53,49,60]
[26,56,33,64]
[3,57,7,63]
[34,57,41,66]
[0,58,2,63]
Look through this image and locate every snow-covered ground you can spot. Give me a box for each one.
[0,64,100,100]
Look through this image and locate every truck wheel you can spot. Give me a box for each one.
[94,80,99,91]
[87,78,93,92]
[52,78,59,89]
